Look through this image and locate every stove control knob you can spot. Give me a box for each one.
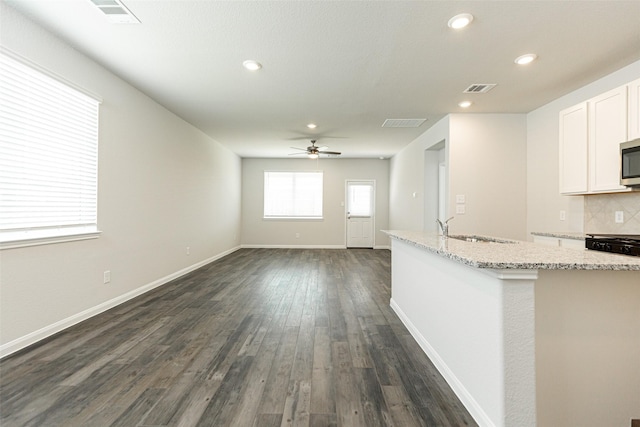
[622,246,632,254]
[592,241,601,249]
[604,243,613,252]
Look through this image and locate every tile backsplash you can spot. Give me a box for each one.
[584,192,640,234]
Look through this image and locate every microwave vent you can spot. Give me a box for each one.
[463,84,497,93]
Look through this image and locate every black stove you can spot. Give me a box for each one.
[585,234,640,257]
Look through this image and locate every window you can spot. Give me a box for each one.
[264,171,323,219]
[0,51,101,248]
[347,183,373,217]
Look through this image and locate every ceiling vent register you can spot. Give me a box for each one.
[89,0,140,24]
[382,118,427,128]
[463,84,497,93]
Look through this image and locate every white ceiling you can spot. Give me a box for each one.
[5,0,640,158]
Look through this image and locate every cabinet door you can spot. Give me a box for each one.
[559,238,585,250]
[629,78,640,140]
[533,235,560,247]
[588,85,628,192]
[559,103,588,194]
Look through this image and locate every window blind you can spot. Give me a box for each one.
[0,52,100,243]
[264,171,323,218]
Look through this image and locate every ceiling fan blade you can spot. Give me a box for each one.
[317,146,329,151]
[290,147,308,151]
[288,152,308,156]
[319,151,341,155]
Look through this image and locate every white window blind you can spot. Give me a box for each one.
[0,52,100,245]
[264,171,323,218]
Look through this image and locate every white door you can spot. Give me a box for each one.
[346,181,374,248]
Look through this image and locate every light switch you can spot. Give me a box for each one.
[456,194,466,204]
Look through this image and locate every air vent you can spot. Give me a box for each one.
[463,84,497,93]
[89,0,140,24]
[382,118,427,128]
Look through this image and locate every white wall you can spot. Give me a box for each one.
[0,4,242,355]
[448,114,528,240]
[389,116,450,231]
[241,158,389,248]
[526,60,640,237]
[390,114,528,241]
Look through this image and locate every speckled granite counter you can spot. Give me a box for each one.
[531,231,586,240]
[384,230,640,270]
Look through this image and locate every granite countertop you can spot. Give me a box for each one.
[531,231,586,240]
[384,230,640,271]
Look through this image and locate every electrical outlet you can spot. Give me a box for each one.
[186,246,190,255]
[560,210,566,221]
[456,204,466,214]
[103,270,111,284]
[615,211,624,223]
[295,233,300,238]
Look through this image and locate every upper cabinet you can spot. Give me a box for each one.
[559,81,637,195]
[628,78,640,140]
[588,85,628,192]
[559,103,588,194]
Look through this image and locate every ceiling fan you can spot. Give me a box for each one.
[289,140,341,159]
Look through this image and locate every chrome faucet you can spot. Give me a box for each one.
[436,217,454,237]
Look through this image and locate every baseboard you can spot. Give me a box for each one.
[374,245,390,250]
[389,298,494,427]
[0,246,241,359]
[241,244,346,249]
[241,244,391,250]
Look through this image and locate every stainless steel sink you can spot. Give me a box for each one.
[447,235,515,244]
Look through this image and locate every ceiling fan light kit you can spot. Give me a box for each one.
[290,140,341,159]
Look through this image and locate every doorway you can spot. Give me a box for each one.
[346,180,375,248]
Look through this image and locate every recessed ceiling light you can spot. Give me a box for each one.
[448,13,474,29]
[514,54,538,65]
[307,123,317,129]
[242,60,262,71]
[458,101,472,108]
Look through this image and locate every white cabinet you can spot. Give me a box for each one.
[559,103,588,194]
[533,235,561,247]
[559,82,634,195]
[532,235,585,250]
[588,85,628,192]
[559,238,585,250]
[629,78,640,140]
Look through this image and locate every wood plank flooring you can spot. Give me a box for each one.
[0,248,477,427]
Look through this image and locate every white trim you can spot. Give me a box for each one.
[481,268,539,281]
[241,244,390,250]
[241,244,346,249]
[0,246,240,359]
[0,230,102,250]
[390,298,495,427]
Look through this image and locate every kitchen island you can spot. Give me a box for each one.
[384,230,640,427]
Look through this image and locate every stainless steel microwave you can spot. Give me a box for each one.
[621,138,640,186]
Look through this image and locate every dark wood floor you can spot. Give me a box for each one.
[0,248,477,427]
